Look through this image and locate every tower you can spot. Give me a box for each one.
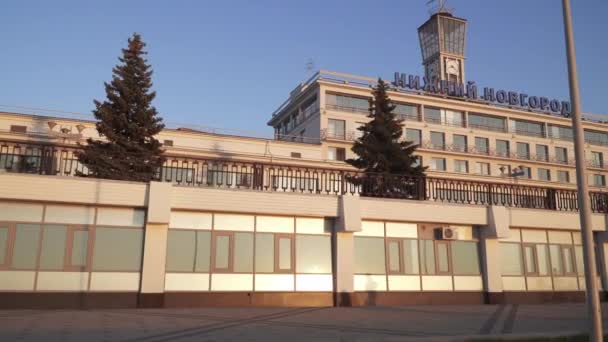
[418,4,467,84]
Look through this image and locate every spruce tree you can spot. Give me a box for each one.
[77,33,165,182]
[347,78,425,176]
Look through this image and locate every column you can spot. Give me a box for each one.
[333,195,361,306]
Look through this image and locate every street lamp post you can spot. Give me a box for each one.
[561,0,603,340]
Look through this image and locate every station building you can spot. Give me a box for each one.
[1,9,608,308]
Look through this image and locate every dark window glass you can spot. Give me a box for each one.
[496,140,510,157]
[468,113,506,132]
[405,129,421,146]
[516,143,530,159]
[475,137,489,154]
[514,120,545,138]
[453,135,467,152]
[536,145,548,161]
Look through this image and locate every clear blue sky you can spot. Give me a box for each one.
[1,0,606,137]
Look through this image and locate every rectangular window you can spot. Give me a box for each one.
[0,226,8,266]
[451,241,480,275]
[327,147,346,161]
[555,147,568,164]
[11,224,41,270]
[536,144,548,162]
[69,230,89,268]
[500,243,524,276]
[476,162,490,176]
[513,119,545,138]
[498,164,511,176]
[452,134,467,152]
[430,158,446,171]
[420,240,435,275]
[454,160,468,173]
[557,170,570,183]
[575,246,584,275]
[276,235,293,272]
[166,230,196,272]
[430,131,445,150]
[520,166,532,179]
[585,129,608,146]
[394,103,419,121]
[424,107,442,124]
[403,239,419,274]
[213,233,232,272]
[436,241,450,274]
[496,140,510,157]
[405,128,421,146]
[475,137,489,154]
[537,244,550,276]
[591,152,604,168]
[326,93,369,113]
[538,168,551,181]
[549,244,563,276]
[195,231,211,272]
[234,232,253,272]
[327,119,346,140]
[549,125,573,141]
[39,225,67,270]
[516,142,530,159]
[387,240,401,273]
[593,174,606,187]
[562,246,575,275]
[255,233,275,273]
[354,237,386,274]
[523,244,537,275]
[92,227,143,271]
[295,235,332,274]
[468,113,506,132]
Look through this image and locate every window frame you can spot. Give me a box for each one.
[211,231,234,273]
[64,225,93,272]
[522,243,540,276]
[274,233,295,274]
[560,245,577,277]
[434,240,452,275]
[385,238,404,275]
[0,223,15,270]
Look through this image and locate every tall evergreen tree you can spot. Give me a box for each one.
[347,78,425,176]
[77,33,165,182]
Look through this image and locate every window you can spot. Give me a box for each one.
[394,103,419,121]
[424,107,442,124]
[500,243,524,276]
[0,226,8,266]
[11,224,41,270]
[513,119,545,138]
[523,244,550,276]
[295,235,332,274]
[430,158,446,171]
[213,233,231,271]
[327,119,346,140]
[354,123,364,140]
[452,134,467,152]
[549,244,564,275]
[555,147,568,164]
[387,240,401,273]
[276,235,293,272]
[328,147,346,161]
[326,93,369,113]
[403,240,419,274]
[585,129,608,146]
[520,166,532,179]
[548,125,573,141]
[163,140,174,147]
[591,152,604,168]
[476,162,490,176]
[405,128,421,146]
[523,245,537,274]
[516,143,530,159]
[468,113,507,132]
[354,237,386,274]
[39,225,67,270]
[419,240,436,275]
[435,241,451,274]
[451,241,480,275]
[92,227,143,271]
[475,137,489,154]
[498,164,511,176]
[430,131,445,150]
[385,239,420,275]
[210,232,254,273]
[538,168,551,181]
[496,140,510,157]
[166,230,211,272]
[592,174,606,187]
[454,160,468,173]
[424,107,464,127]
[10,125,27,133]
[536,145,548,162]
[557,170,570,183]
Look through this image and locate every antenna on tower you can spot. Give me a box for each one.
[305,58,315,77]
[426,0,453,15]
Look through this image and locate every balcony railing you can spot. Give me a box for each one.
[2,140,608,213]
[320,129,358,141]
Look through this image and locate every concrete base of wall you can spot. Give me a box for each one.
[2,291,607,309]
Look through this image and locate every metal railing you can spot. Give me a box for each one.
[2,140,608,213]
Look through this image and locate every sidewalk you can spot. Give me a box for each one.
[1,303,605,341]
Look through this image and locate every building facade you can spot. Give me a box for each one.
[1,10,608,309]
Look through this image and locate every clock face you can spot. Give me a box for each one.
[446,59,459,75]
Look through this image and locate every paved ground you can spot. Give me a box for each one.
[1,304,606,341]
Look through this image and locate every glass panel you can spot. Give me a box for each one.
[234,233,253,272]
[536,145,548,161]
[549,244,563,275]
[0,227,7,264]
[425,108,442,124]
[388,241,400,272]
[420,240,435,275]
[563,247,575,274]
[403,240,419,274]
[451,241,480,275]
[166,230,196,272]
[278,237,292,270]
[537,244,550,276]
[39,225,67,270]
[496,140,510,157]
[12,224,41,270]
[436,243,449,273]
[405,129,421,145]
[92,227,143,271]
[214,235,230,270]
[430,131,445,149]
[195,231,211,272]
[516,143,530,159]
[453,135,467,152]
[468,113,506,132]
[328,119,346,139]
[354,237,386,274]
[524,245,536,274]
[71,231,88,267]
[255,233,274,273]
[475,137,489,154]
[585,129,608,146]
[514,120,545,137]
[549,125,573,141]
[326,94,369,113]
[575,246,584,275]
[500,243,523,275]
[555,147,568,163]
[296,235,331,274]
